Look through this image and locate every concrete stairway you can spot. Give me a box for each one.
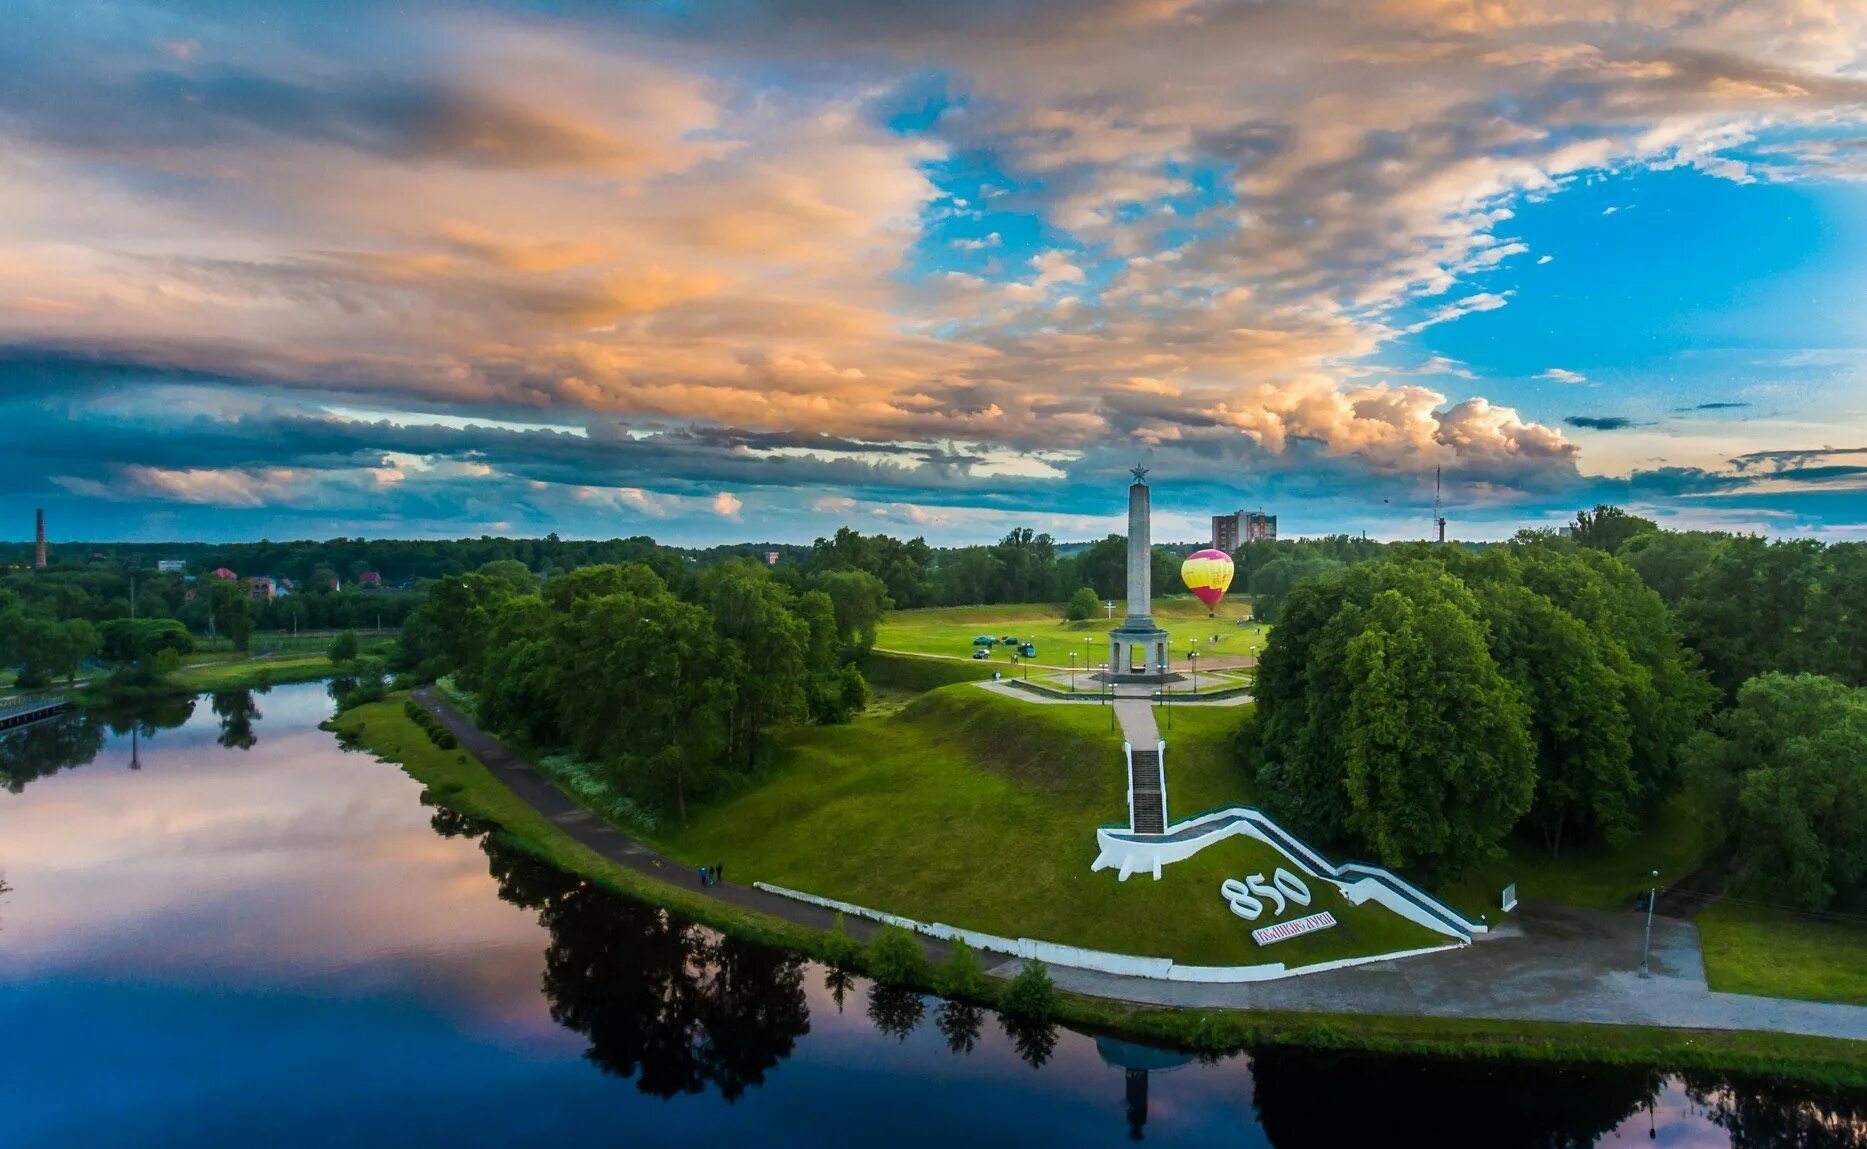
[1129,746,1165,834]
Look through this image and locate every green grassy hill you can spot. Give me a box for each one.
[657,682,1441,967]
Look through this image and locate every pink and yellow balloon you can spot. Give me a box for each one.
[1180,549,1235,612]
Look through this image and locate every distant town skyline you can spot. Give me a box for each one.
[5,2,1867,545]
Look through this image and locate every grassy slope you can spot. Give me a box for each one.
[1697,902,1867,1007]
[875,599,1269,670]
[334,691,1867,1085]
[1437,793,1711,919]
[658,683,1441,966]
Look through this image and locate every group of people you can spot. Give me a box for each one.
[698,863,725,887]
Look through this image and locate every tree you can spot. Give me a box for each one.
[1337,585,1536,872]
[1250,560,1537,874]
[209,580,254,652]
[1065,586,1101,622]
[1570,504,1657,553]
[807,569,889,658]
[1687,673,1867,910]
[327,629,361,664]
[16,617,99,686]
[476,558,539,595]
[1248,555,1345,624]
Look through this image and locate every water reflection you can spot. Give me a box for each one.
[211,688,263,750]
[3,684,1865,1147]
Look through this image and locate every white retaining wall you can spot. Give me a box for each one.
[1091,805,1486,941]
[755,881,1461,984]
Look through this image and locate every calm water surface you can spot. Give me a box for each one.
[1,682,1861,1147]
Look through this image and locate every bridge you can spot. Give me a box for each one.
[0,694,72,732]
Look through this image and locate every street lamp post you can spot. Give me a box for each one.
[1189,649,1200,694]
[1070,651,1077,693]
[1640,868,1660,976]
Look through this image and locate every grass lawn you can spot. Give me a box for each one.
[1437,793,1710,920]
[171,653,342,691]
[1697,901,1867,1006]
[656,682,1442,966]
[875,598,1269,672]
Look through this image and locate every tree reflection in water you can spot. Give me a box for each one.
[1249,1049,1661,1148]
[935,1000,984,1054]
[211,688,263,751]
[0,714,105,794]
[1685,1072,1867,1148]
[473,830,811,1102]
[867,984,926,1041]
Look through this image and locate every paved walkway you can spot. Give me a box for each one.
[407,688,1867,1042]
[407,688,949,961]
[1044,903,1867,1041]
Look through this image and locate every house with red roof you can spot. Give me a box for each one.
[210,567,237,580]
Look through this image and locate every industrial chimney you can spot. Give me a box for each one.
[35,508,47,569]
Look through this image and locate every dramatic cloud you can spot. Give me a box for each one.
[5,0,1867,540]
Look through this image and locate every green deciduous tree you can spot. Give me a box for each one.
[1064,586,1101,622]
[209,581,253,652]
[1687,672,1867,910]
[1570,504,1658,553]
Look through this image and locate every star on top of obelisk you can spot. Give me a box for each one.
[1130,464,1149,483]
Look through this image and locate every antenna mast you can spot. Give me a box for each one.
[1433,467,1447,544]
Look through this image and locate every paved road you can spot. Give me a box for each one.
[407,688,1867,1041]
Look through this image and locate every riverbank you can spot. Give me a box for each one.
[331,688,1867,1086]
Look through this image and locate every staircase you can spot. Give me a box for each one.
[1128,745,1166,835]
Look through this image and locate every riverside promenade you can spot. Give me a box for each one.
[406,686,1867,1042]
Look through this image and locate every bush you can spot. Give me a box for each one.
[1002,960,1056,1020]
[864,924,931,986]
[933,939,989,1000]
[821,914,863,970]
[328,629,361,664]
[1065,587,1101,622]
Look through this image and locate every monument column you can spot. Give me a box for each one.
[1105,465,1171,681]
[1125,478,1151,628]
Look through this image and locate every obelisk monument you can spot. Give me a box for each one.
[1106,466,1172,682]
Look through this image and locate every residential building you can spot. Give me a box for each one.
[157,560,186,573]
[246,577,277,601]
[358,570,383,588]
[1210,510,1277,552]
[210,566,238,580]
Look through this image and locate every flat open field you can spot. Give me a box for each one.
[874,598,1269,675]
[657,682,1441,967]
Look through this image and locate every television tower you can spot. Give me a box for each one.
[1432,468,1447,545]
[34,508,46,569]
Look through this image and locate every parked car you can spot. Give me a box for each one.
[972,635,997,646]
[1019,643,1037,658]
[971,649,990,660]
[999,635,1019,645]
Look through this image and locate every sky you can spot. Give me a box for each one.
[6,0,1867,547]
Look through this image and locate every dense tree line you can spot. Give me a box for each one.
[797,526,1186,609]
[400,558,888,818]
[1246,538,1712,875]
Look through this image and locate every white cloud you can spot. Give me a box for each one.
[711,490,743,518]
[1539,368,1588,384]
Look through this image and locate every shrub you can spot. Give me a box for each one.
[821,914,863,971]
[864,924,931,986]
[1002,960,1056,1020]
[933,939,989,1000]
[1065,587,1101,622]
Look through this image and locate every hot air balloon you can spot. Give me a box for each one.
[1180,548,1234,614]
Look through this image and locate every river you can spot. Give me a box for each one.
[0,682,1860,1147]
